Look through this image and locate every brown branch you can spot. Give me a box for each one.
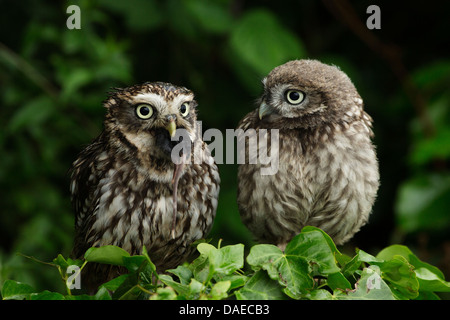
[322,0,435,137]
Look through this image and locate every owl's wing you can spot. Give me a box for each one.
[70,132,109,258]
[236,108,259,131]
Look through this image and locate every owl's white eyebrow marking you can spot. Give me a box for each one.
[132,93,194,115]
[133,93,167,109]
[171,94,194,109]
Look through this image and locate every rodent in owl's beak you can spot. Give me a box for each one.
[165,115,177,138]
[259,101,273,120]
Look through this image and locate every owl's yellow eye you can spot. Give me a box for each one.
[180,103,190,117]
[136,104,153,119]
[285,90,305,105]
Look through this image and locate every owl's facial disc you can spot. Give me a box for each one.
[259,83,309,120]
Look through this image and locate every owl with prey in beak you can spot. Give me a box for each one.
[70,82,220,292]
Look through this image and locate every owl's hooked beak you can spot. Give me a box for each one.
[259,102,274,120]
[165,115,177,138]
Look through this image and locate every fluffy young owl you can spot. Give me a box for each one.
[70,82,220,291]
[237,60,379,249]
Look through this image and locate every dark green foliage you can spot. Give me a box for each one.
[2,227,449,300]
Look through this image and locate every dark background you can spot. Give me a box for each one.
[0,0,449,292]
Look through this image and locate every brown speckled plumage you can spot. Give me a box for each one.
[70,82,220,292]
[237,60,379,249]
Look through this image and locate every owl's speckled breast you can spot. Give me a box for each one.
[85,156,219,268]
[238,123,379,247]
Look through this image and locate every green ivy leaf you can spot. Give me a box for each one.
[353,249,419,299]
[216,274,247,291]
[327,272,352,291]
[246,244,313,299]
[236,270,288,300]
[30,290,65,300]
[100,274,128,292]
[168,265,193,285]
[378,256,419,300]
[159,274,190,297]
[193,243,244,283]
[1,280,36,300]
[377,244,450,294]
[414,268,450,293]
[210,281,231,300]
[340,252,364,277]
[377,244,444,278]
[113,275,143,300]
[142,246,157,276]
[286,227,340,274]
[305,289,335,300]
[246,244,282,275]
[189,278,206,298]
[335,267,396,300]
[209,243,244,276]
[122,255,147,273]
[189,246,211,283]
[150,286,178,300]
[52,254,70,269]
[84,245,130,266]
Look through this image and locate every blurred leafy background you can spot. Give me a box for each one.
[0,0,449,293]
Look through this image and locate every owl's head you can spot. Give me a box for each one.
[258,59,362,129]
[103,82,198,161]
